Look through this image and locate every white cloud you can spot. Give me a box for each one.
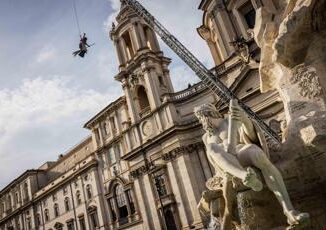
[36,44,57,63]
[0,77,111,187]
[104,0,120,30]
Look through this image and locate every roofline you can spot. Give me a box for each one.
[198,0,210,10]
[46,136,93,171]
[84,96,126,129]
[0,169,45,195]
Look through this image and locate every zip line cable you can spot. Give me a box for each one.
[72,0,82,36]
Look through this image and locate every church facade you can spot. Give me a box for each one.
[0,0,285,229]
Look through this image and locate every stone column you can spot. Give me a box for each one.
[122,80,138,123]
[143,67,161,109]
[119,38,128,62]
[143,174,162,230]
[124,191,132,222]
[133,178,151,229]
[176,155,202,225]
[114,39,124,66]
[131,23,141,51]
[166,161,190,227]
[146,28,160,52]
[213,10,236,56]
[137,23,147,48]
[112,196,120,220]
[106,199,114,225]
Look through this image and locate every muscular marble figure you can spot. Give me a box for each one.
[194,101,309,227]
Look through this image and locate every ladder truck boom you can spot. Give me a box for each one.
[121,0,281,144]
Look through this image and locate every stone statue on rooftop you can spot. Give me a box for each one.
[195,101,309,229]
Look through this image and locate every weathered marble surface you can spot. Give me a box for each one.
[252,0,326,229]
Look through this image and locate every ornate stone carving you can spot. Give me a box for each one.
[142,121,153,137]
[194,102,309,229]
[162,142,203,161]
[291,64,322,99]
[205,176,223,191]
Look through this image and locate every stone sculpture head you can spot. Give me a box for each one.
[194,104,222,135]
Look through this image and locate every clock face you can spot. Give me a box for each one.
[142,121,152,137]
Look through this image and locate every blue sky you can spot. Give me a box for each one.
[0,0,213,188]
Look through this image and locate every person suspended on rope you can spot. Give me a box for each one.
[73,33,92,58]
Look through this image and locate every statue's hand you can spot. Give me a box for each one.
[230,103,254,134]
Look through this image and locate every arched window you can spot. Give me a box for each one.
[137,86,150,111]
[36,213,41,226]
[115,184,128,225]
[64,197,70,212]
[44,209,49,222]
[122,31,135,60]
[76,191,82,205]
[88,206,99,229]
[54,203,59,217]
[86,185,92,200]
[116,185,126,207]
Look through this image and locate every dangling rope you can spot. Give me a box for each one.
[72,0,82,36]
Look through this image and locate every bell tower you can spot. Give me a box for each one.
[110,2,174,123]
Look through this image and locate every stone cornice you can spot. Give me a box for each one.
[33,159,98,202]
[84,96,126,129]
[129,142,203,179]
[162,142,204,162]
[0,170,45,197]
[115,52,171,82]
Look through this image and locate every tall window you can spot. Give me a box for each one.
[154,174,168,197]
[54,203,60,217]
[108,198,117,221]
[79,216,86,230]
[54,223,63,230]
[88,207,99,230]
[137,86,150,110]
[44,209,49,222]
[26,218,31,230]
[122,31,135,60]
[115,184,128,225]
[8,195,12,209]
[67,220,75,230]
[64,197,70,212]
[76,191,82,205]
[239,1,256,29]
[52,193,57,202]
[36,213,41,226]
[109,117,117,134]
[15,192,19,205]
[126,190,136,214]
[23,183,29,201]
[0,203,4,216]
[86,185,92,200]
[108,147,117,165]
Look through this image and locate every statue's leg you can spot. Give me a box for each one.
[221,178,235,230]
[239,144,309,226]
[208,143,263,191]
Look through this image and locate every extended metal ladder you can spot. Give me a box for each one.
[121,0,280,144]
